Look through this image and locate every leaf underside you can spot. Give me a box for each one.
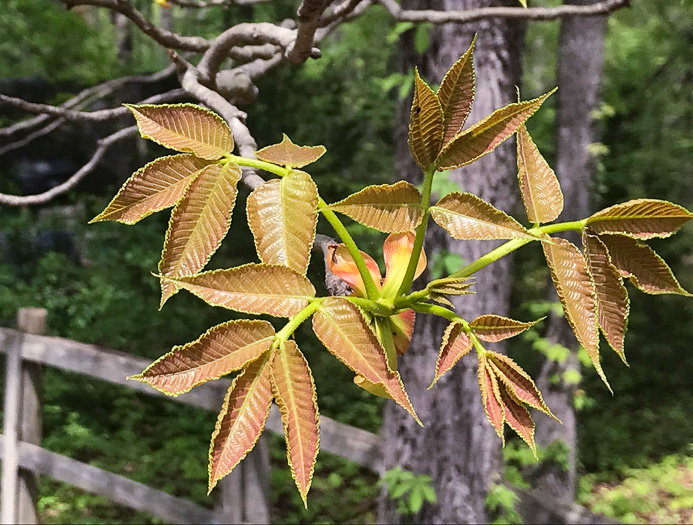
[479,356,505,442]
[586,199,693,240]
[470,314,540,343]
[256,134,326,168]
[431,322,473,386]
[437,36,476,145]
[408,69,444,170]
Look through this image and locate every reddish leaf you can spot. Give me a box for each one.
[90,155,212,224]
[127,103,234,160]
[389,309,416,356]
[498,388,537,458]
[131,320,274,396]
[159,162,241,305]
[431,322,473,387]
[470,314,542,343]
[582,234,630,363]
[599,234,690,296]
[586,199,693,240]
[436,90,555,170]
[325,244,382,298]
[271,341,320,506]
[208,356,273,492]
[438,36,476,145]
[408,68,444,170]
[478,355,505,442]
[255,134,326,168]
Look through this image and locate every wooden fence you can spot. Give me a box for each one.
[1,308,614,524]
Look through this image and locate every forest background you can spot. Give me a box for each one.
[0,0,692,523]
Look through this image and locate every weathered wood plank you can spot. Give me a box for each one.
[0,434,217,525]
[1,330,23,525]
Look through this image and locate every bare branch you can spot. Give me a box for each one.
[168,0,268,7]
[0,119,66,158]
[377,0,631,24]
[286,0,331,64]
[319,0,369,27]
[0,127,137,206]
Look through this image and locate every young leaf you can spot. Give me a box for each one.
[131,320,274,396]
[598,234,690,296]
[127,103,234,160]
[498,388,537,458]
[247,170,319,275]
[516,124,563,224]
[486,351,557,420]
[586,199,693,240]
[436,90,555,170]
[427,276,474,296]
[255,134,326,168]
[437,36,476,145]
[408,68,444,170]
[478,355,505,442]
[312,298,420,424]
[430,192,534,240]
[430,322,473,387]
[90,155,212,225]
[470,314,542,343]
[542,238,610,390]
[329,181,424,233]
[161,264,316,317]
[208,356,273,492]
[271,341,320,507]
[582,234,630,363]
[158,163,242,305]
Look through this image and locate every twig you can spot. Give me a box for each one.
[286,0,331,64]
[168,0,268,7]
[319,0,369,27]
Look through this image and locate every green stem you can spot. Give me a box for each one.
[344,296,394,317]
[397,168,435,297]
[374,316,398,371]
[410,302,468,327]
[227,154,288,178]
[275,299,323,344]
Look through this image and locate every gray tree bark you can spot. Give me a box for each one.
[530,0,607,503]
[379,1,524,522]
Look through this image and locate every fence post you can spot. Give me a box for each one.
[16,308,46,524]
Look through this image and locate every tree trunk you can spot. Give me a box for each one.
[530,0,607,503]
[379,2,524,522]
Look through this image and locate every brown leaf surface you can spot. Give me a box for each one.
[438,36,476,145]
[312,298,420,424]
[247,170,318,275]
[543,238,610,390]
[436,90,554,170]
[516,125,563,224]
[271,341,320,506]
[582,234,630,363]
[159,163,241,305]
[586,199,693,240]
[499,388,536,458]
[431,322,473,386]
[470,314,541,343]
[329,181,424,233]
[162,264,316,317]
[431,192,534,240]
[599,234,690,296]
[478,355,505,442]
[91,155,212,224]
[208,356,273,492]
[127,104,234,160]
[255,134,326,168]
[408,69,444,170]
[131,320,274,396]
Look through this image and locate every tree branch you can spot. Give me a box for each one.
[168,0,268,7]
[377,0,630,24]
[286,0,331,64]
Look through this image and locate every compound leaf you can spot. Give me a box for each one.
[329,181,424,233]
[438,36,476,145]
[586,199,693,240]
[408,68,444,170]
[127,103,233,160]
[131,320,274,396]
[247,170,318,275]
[431,322,473,387]
[470,314,542,343]
[90,155,212,224]
[255,134,326,168]
[271,341,320,507]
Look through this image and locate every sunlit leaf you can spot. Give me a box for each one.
[436,90,554,170]
[478,355,504,442]
[430,322,473,387]
[255,134,326,168]
[161,264,316,317]
[159,162,241,305]
[599,234,690,296]
[582,234,630,363]
[131,320,274,396]
[312,298,420,424]
[90,155,212,224]
[127,103,233,160]
[353,375,392,399]
[498,388,536,458]
[438,36,476,145]
[470,314,541,343]
[486,351,558,420]
[408,68,444,170]
[247,170,319,275]
[586,199,693,240]
[208,356,273,492]
[329,181,424,233]
[381,231,427,297]
[431,192,534,240]
[516,124,563,224]
[542,238,610,390]
[271,341,320,507]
